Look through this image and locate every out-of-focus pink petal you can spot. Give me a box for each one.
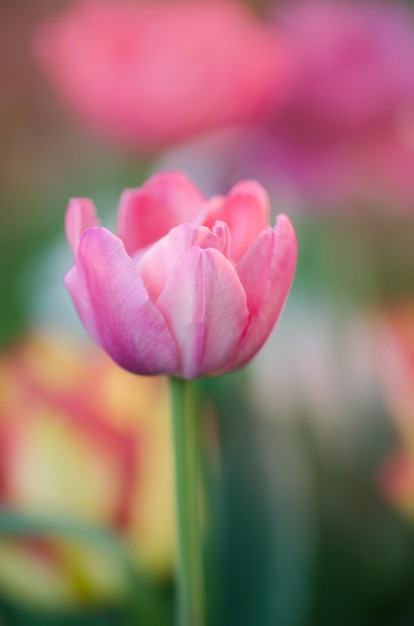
[276,0,414,131]
[34,0,283,151]
[380,452,414,508]
[65,198,99,258]
[117,171,205,255]
[203,181,269,263]
[156,246,248,379]
[229,214,297,370]
[64,227,179,375]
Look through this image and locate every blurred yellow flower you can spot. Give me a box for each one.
[0,330,175,608]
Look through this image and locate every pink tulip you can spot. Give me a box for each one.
[234,0,414,211]
[65,171,297,379]
[274,0,414,132]
[380,453,414,516]
[374,303,414,520]
[34,0,288,151]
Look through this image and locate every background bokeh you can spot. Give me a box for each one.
[2,0,414,624]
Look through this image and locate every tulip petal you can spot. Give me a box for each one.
[230,214,297,370]
[156,246,248,379]
[195,221,231,257]
[203,180,269,263]
[137,221,232,302]
[117,171,205,255]
[137,223,196,301]
[65,198,100,258]
[64,227,179,375]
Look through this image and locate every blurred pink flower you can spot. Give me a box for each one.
[239,0,414,210]
[34,0,288,151]
[374,303,414,446]
[380,452,414,517]
[64,171,297,379]
[375,303,414,518]
[275,0,414,132]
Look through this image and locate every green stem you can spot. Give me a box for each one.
[170,377,205,626]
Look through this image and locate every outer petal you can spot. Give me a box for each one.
[156,247,249,379]
[117,171,205,255]
[65,198,99,258]
[203,180,269,264]
[227,214,297,371]
[64,227,179,375]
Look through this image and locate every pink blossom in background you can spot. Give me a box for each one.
[380,453,414,518]
[34,0,288,151]
[64,171,297,379]
[375,303,414,519]
[374,303,414,445]
[274,0,414,132]
[239,0,414,211]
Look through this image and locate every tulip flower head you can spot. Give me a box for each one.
[65,172,297,379]
[0,332,175,606]
[34,0,287,151]
[380,452,414,518]
[242,0,414,211]
[375,303,414,520]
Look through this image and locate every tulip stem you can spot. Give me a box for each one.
[171,377,205,626]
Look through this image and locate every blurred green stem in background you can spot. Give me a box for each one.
[171,378,205,626]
